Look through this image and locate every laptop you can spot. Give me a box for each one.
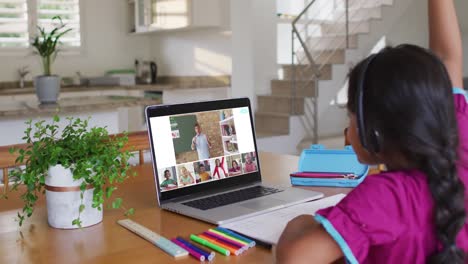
[145,98,323,225]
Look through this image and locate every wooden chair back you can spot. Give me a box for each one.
[0,143,28,190]
[344,127,350,146]
[117,131,151,165]
[0,131,150,192]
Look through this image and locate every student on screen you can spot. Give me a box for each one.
[160,169,177,188]
[179,166,195,186]
[197,164,211,182]
[191,123,212,160]
[243,153,257,173]
[212,158,227,179]
[229,160,242,176]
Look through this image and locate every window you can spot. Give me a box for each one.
[0,0,29,47]
[0,0,81,49]
[37,0,81,47]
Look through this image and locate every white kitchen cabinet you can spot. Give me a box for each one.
[127,90,145,97]
[12,94,36,101]
[60,91,102,99]
[0,95,14,104]
[130,0,222,33]
[3,90,130,103]
[100,90,128,96]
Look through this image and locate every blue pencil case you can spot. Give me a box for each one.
[290,144,369,188]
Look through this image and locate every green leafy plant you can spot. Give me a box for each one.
[5,116,135,227]
[31,16,71,76]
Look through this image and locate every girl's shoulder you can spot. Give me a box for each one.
[322,169,433,226]
[315,169,434,263]
[348,169,429,203]
[319,169,431,222]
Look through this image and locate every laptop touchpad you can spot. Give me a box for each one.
[239,198,285,210]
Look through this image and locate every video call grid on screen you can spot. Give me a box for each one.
[149,107,258,192]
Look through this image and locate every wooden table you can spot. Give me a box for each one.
[0,152,352,264]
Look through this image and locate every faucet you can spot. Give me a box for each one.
[18,66,29,88]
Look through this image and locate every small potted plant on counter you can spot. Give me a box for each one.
[32,16,71,105]
[5,116,135,229]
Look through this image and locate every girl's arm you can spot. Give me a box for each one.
[276,215,343,264]
[428,0,463,88]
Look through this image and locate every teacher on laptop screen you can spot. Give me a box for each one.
[191,123,212,160]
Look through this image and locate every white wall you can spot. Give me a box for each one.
[387,0,468,46]
[229,0,256,108]
[149,29,232,76]
[252,0,278,96]
[147,28,232,105]
[0,0,151,82]
[386,0,428,47]
[455,0,468,33]
[230,0,277,111]
[148,0,231,76]
[146,0,232,104]
[386,0,468,77]
[150,0,277,112]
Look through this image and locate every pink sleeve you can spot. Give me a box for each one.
[315,174,411,263]
[455,94,468,167]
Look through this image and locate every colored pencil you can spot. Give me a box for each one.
[190,234,230,256]
[176,237,215,261]
[198,234,242,256]
[171,238,205,261]
[203,231,247,250]
[215,227,256,247]
[208,229,250,247]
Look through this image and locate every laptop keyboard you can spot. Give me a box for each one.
[182,186,283,210]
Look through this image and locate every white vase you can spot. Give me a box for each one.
[45,165,103,229]
[34,75,60,105]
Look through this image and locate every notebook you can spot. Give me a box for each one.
[219,193,346,245]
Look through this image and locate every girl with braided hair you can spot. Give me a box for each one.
[276,0,468,263]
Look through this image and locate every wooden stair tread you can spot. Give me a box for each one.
[255,112,291,117]
[258,95,305,99]
[279,63,332,67]
[255,131,289,139]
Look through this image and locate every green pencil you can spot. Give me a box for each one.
[190,234,231,256]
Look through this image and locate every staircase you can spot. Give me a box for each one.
[255,0,394,151]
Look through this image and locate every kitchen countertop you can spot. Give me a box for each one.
[0,84,172,96]
[0,75,232,96]
[0,95,161,119]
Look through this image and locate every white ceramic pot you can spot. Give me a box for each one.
[45,165,103,229]
[34,75,60,105]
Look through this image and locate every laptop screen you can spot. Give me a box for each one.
[146,99,261,200]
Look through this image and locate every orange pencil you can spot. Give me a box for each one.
[198,234,242,255]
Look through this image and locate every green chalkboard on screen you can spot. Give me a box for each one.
[170,115,197,154]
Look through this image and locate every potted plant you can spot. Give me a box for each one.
[5,116,135,229]
[32,16,71,105]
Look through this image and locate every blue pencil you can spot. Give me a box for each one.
[176,237,215,261]
[215,227,256,247]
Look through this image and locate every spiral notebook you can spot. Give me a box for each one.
[219,193,346,245]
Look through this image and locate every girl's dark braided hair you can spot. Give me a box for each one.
[347,44,466,263]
